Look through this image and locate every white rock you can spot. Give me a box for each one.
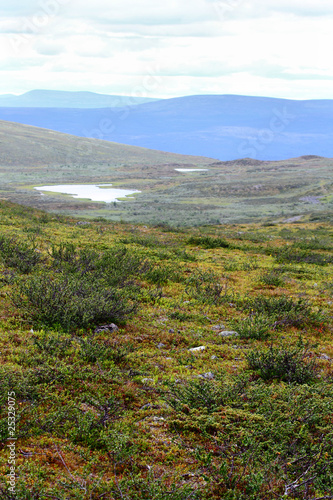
[218,331,239,337]
[189,346,206,352]
[199,372,215,380]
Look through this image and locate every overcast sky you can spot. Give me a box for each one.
[1,0,333,99]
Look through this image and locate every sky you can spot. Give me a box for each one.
[1,0,333,99]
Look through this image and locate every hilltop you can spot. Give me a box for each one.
[0,89,160,108]
[1,94,333,160]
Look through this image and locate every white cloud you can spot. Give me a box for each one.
[0,0,333,99]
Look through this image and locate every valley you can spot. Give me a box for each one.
[0,120,332,226]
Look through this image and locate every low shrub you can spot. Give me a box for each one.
[50,243,148,287]
[229,313,272,339]
[245,294,322,328]
[169,310,193,321]
[0,234,42,273]
[259,269,284,287]
[13,274,137,331]
[111,469,200,500]
[97,247,149,286]
[224,256,259,272]
[165,379,224,413]
[78,338,134,365]
[33,332,72,357]
[272,246,333,266]
[246,343,318,383]
[120,234,162,248]
[144,263,183,284]
[292,237,333,251]
[187,235,230,249]
[185,270,232,305]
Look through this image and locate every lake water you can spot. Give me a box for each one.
[174,168,208,172]
[34,184,140,203]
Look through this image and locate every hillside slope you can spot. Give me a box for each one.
[0,119,213,167]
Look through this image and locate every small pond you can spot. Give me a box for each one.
[174,168,208,172]
[34,184,140,203]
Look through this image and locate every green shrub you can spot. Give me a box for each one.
[33,331,72,357]
[223,258,240,271]
[0,234,42,273]
[259,269,284,287]
[185,270,231,305]
[169,310,193,321]
[13,274,137,331]
[292,237,333,251]
[120,234,162,248]
[165,379,224,413]
[144,263,183,285]
[272,246,332,266]
[187,235,230,249]
[246,344,318,383]
[49,241,80,266]
[111,470,200,500]
[229,313,271,340]
[50,243,148,286]
[246,294,322,328]
[67,396,122,448]
[97,247,149,286]
[78,337,134,365]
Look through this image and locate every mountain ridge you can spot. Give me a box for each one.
[0,94,332,160]
[0,89,161,108]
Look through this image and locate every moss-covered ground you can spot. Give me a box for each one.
[0,200,333,499]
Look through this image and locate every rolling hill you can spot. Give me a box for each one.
[0,94,333,160]
[0,89,160,108]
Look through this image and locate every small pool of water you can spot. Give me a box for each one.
[174,168,208,172]
[34,184,140,203]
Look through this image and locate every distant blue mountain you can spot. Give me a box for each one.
[0,94,332,160]
[0,89,160,108]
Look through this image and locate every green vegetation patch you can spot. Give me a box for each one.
[0,201,332,499]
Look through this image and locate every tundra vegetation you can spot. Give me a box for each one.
[0,200,333,499]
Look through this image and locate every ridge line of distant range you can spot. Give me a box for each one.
[0,94,333,160]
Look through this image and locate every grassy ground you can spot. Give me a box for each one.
[0,200,333,499]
